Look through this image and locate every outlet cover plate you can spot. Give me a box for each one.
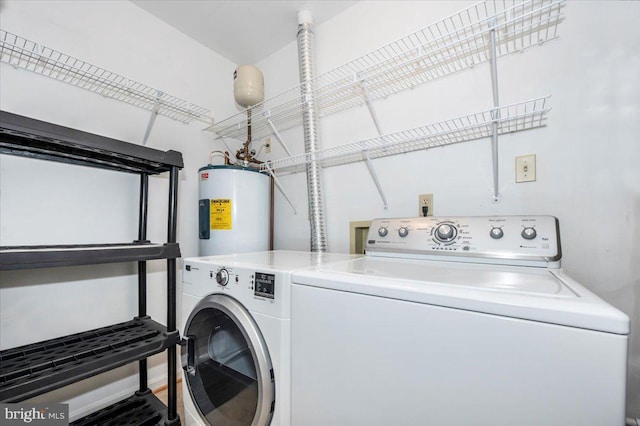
[418,193,433,216]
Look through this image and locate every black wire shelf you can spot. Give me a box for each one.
[71,389,179,426]
[0,317,180,402]
[0,242,181,270]
[0,110,184,174]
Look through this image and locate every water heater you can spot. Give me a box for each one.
[198,165,270,256]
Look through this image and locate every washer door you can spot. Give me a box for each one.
[182,294,275,426]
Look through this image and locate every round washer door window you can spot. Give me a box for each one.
[182,294,275,426]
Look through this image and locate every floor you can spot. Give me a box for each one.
[154,378,185,423]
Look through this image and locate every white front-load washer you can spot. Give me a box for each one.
[290,216,630,426]
[181,250,361,426]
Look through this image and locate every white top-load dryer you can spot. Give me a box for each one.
[290,216,629,426]
[181,250,361,426]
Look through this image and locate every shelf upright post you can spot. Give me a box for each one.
[166,165,179,423]
[137,173,149,392]
[488,18,501,202]
[360,75,388,209]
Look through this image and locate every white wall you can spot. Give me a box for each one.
[255,0,640,418]
[1,0,639,420]
[0,0,237,419]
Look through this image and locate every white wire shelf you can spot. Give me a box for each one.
[206,0,564,141]
[259,97,550,175]
[0,30,213,125]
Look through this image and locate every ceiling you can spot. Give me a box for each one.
[130,1,357,65]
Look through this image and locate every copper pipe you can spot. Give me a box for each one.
[235,150,263,166]
[244,108,252,158]
[237,108,252,161]
[236,108,265,166]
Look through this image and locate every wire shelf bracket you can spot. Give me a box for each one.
[263,162,297,214]
[0,30,214,129]
[364,149,388,210]
[142,90,162,146]
[360,76,385,137]
[263,110,293,157]
[360,74,388,209]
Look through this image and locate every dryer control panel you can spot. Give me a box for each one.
[365,215,561,267]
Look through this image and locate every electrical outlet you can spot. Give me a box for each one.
[265,137,272,153]
[418,194,433,217]
[516,154,536,183]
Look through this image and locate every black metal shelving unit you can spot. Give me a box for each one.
[0,110,183,425]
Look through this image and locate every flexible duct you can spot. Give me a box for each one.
[297,11,327,252]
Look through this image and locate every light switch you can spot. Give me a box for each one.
[516,154,536,183]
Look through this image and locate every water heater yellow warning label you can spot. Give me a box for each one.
[210,199,232,230]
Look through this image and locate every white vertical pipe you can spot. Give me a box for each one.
[297,10,327,252]
[489,19,500,202]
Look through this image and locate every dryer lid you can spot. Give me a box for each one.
[291,257,630,335]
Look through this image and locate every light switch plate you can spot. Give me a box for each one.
[516,154,536,183]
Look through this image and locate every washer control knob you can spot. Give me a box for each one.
[521,227,537,240]
[490,227,504,239]
[436,224,456,241]
[378,227,388,237]
[398,227,409,238]
[215,268,229,286]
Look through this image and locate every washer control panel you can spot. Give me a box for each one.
[365,216,561,266]
[254,272,276,299]
[204,267,277,300]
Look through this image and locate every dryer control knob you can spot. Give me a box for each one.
[378,227,388,237]
[215,268,229,286]
[521,227,537,240]
[398,227,409,238]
